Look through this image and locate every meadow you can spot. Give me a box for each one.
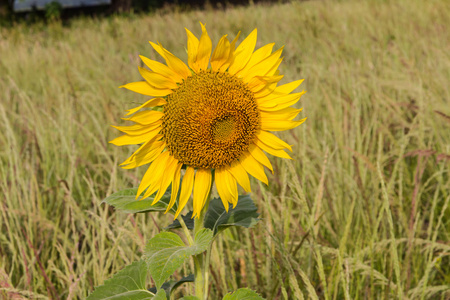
[0,0,449,299]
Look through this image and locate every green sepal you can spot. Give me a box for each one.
[102,188,177,214]
[144,229,213,289]
[148,274,194,297]
[167,195,260,235]
[222,288,266,299]
[87,260,155,300]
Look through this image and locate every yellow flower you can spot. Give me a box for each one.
[111,23,306,218]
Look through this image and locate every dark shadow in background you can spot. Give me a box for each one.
[0,0,287,26]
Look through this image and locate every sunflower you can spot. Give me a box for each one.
[111,23,306,219]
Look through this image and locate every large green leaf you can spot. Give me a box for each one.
[102,188,177,214]
[144,229,213,289]
[152,290,167,300]
[166,195,260,235]
[222,288,265,300]
[204,195,260,234]
[87,260,155,300]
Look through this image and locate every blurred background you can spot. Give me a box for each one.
[0,0,449,299]
[1,0,267,24]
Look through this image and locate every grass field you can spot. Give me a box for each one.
[1,0,449,299]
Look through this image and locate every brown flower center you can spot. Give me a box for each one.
[161,70,260,169]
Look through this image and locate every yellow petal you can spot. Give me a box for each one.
[242,46,284,82]
[255,138,292,159]
[152,155,180,205]
[138,67,178,89]
[121,140,165,169]
[228,160,251,193]
[109,129,161,146]
[124,98,167,116]
[248,75,284,92]
[139,55,183,83]
[193,168,212,218]
[210,35,230,72]
[239,151,268,185]
[228,28,257,75]
[258,91,305,111]
[253,82,277,99]
[185,28,199,71]
[196,23,212,71]
[257,130,292,152]
[239,43,275,78]
[120,139,153,166]
[166,163,183,213]
[260,107,303,121]
[248,144,273,173]
[145,155,178,200]
[122,110,164,125]
[258,79,304,102]
[136,151,170,198]
[120,81,172,97]
[111,121,160,136]
[215,167,238,210]
[150,42,191,79]
[261,118,307,131]
[273,78,304,94]
[218,31,241,72]
[174,167,195,219]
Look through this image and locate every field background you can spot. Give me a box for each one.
[1,0,449,299]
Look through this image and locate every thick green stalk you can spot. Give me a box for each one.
[194,214,206,300]
[194,177,214,300]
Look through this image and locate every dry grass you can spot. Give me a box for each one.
[0,0,449,299]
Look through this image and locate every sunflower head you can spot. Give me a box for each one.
[111,23,306,218]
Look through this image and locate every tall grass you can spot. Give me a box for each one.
[0,0,449,298]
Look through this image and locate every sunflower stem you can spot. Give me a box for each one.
[193,218,205,300]
[193,176,214,300]
[178,215,194,246]
[204,240,213,300]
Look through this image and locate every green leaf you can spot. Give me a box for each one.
[180,297,201,300]
[222,288,265,300]
[145,229,213,289]
[152,290,167,300]
[165,211,194,230]
[149,274,194,295]
[87,260,155,300]
[102,188,177,214]
[204,195,260,235]
[166,195,260,235]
